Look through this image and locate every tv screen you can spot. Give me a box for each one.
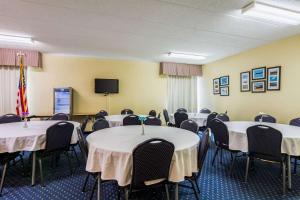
[95,79,119,93]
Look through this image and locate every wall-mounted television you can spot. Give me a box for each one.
[95,79,119,94]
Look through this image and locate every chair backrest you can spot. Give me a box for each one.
[180,119,199,134]
[0,114,21,124]
[123,115,141,126]
[148,110,157,117]
[209,118,229,148]
[176,108,187,113]
[199,108,211,114]
[174,112,188,128]
[206,112,218,128]
[80,116,90,133]
[290,118,300,127]
[216,113,230,122]
[131,138,175,188]
[95,110,108,120]
[45,121,74,152]
[246,125,282,161]
[198,129,210,173]
[121,109,134,115]
[144,116,161,126]
[163,109,170,124]
[92,119,110,131]
[51,113,69,121]
[76,127,88,162]
[254,114,277,123]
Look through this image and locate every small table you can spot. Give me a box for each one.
[169,113,209,126]
[86,125,199,200]
[0,120,80,186]
[104,115,125,127]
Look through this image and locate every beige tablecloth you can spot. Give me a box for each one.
[86,125,199,186]
[0,120,80,153]
[169,113,209,126]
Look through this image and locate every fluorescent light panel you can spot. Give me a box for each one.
[0,34,33,44]
[242,1,300,25]
[168,52,206,60]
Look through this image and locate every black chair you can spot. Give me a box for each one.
[95,110,108,120]
[206,112,218,129]
[148,110,157,117]
[199,108,211,114]
[216,113,230,122]
[180,119,199,134]
[174,112,188,128]
[50,113,69,121]
[289,118,300,174]
[123,115,141,126]
[183,129,210,200]
[121,109,134,115]
[144,116,161,126]
[245,125,287,194]
[0,114,21,124]
[124,138,175,200]
[92,119,110,131]
[254,114,276,123]
[163,109,174,127]
[36,121,74,187]
[210,119,238,169]
[176,108,187,113]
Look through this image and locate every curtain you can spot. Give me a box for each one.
[0,66,26,115]
[167,76,198,113]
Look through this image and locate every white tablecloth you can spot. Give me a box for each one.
[169,113,209,127]
[86,125,199,186]
[0,120,80,153]
[225,121,300,156]
[105,115,125,127]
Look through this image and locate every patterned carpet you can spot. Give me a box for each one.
[1,142,300,199]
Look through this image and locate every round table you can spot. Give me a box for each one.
[105,115,125,127]
[86,125,199,187]
[169,113,209,126]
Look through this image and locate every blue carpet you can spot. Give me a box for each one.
[1,144,300,199]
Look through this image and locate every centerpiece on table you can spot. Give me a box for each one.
[138,116,146,135]
[258,112,266,124]
[22,111,29,128]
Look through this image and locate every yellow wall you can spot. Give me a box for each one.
[27,54,167,115]
[203,34,300,123]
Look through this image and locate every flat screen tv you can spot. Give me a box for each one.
[95,79,119,94]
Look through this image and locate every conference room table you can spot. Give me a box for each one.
[105,114,148,127]
[86,125,200,200]
[225,121,300,189]
[169,113,209,126]
[0,120,80,186]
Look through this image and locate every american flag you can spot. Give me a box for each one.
[16,55,29,116]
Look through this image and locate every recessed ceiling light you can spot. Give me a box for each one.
[0,34,34,44]
[242,1,300,25]
[167,52,206,60]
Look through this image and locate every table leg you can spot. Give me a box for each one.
[31,151,36,186]
[287,155,291,190]
[175,183,179,200]
[97,172,101,200]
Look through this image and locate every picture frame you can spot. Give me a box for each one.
[240,71,250,92]
[213,78,220,94]
[251,81,266,93]
[220,86,229,96]
[252,67,266,80]
[267,66,281,91]
[220,76,229,86]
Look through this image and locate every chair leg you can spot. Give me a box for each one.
[220,149,223,165]
[64,152,73,175]
[97,173,101,200]
[230,153,237,176]
[282,161,286,195]
[245,156,250,183]
[194,175,201,193]
[190,180,200,200]
[212,147,219,166]
[72,146,80,166]
[90,178,97,200]
[165,184,170,200]
[38,157,45,187]
[0,163,8,196]
[82,173,90,192]
[293,158,297,174]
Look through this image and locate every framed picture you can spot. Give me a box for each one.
[213,78,220,94]
[252,81,266,93]
[267,66,281,91]
[240,71,250,92]
[220,76,229,86]
[252,67,266,80]
[220,86,229,96]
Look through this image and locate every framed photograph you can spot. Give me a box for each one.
[252,81,266,93]
[252,67,266,80]
[220,86,229,96]
[220,76,229,86]
[240,71,250,92]
[213,78,220,94]
[267,66,281,91]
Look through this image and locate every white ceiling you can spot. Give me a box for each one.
[1,0,300,64]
